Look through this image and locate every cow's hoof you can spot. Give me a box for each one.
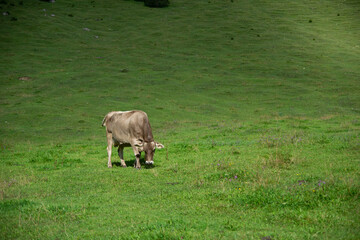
[145,161,154,165]
[108,165,112,168]
[121,165,127,168]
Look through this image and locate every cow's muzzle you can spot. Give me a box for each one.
[145,161,154,165]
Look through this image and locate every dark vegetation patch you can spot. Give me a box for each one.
[0,199,35,212]
[144,0,169,8]
[230,179,359,210]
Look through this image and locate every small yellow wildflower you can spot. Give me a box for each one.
[312,189,315,192]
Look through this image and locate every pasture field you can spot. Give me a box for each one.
[1,0,359,239]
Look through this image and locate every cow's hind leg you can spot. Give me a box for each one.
[118,146,127,167]
[107,145,112,168]
[106,132,113,168]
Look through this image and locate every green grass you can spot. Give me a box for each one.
[1,0,359,239]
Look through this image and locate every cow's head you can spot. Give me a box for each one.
[140,141,164,165]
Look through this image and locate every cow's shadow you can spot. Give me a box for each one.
[112,158,155,169]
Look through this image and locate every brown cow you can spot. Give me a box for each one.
[102,110,164,169]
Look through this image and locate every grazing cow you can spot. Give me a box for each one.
[102,110,164,169]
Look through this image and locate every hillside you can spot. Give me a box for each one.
[1,0,359,239]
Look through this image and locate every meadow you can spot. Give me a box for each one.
[1,0,359,239]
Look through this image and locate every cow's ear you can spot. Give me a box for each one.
[155,142,164,149]
[134,139,144,147]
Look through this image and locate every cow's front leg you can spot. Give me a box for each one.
[118,146,127,167]
[134,153,141,169]
[132,146,141,169]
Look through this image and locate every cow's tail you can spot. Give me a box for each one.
[102,114,108,127]
[102,111,117,127]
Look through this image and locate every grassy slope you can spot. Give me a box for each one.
[1,0,359,239]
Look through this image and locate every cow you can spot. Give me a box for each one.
[102,110,164,169]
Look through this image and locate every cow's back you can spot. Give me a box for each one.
[103,110,153,143]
